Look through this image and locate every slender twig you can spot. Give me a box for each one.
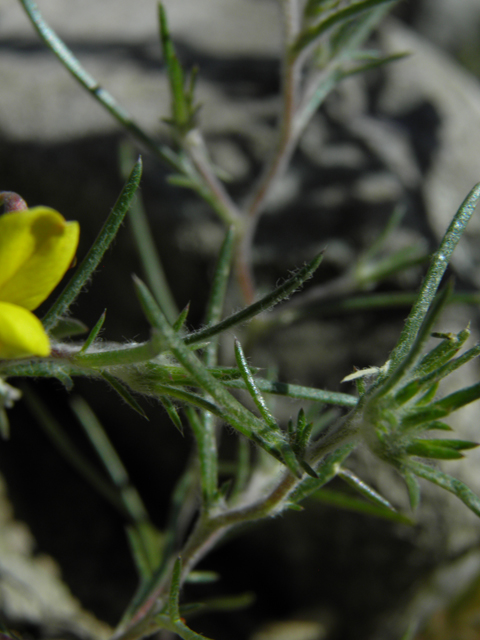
[183,130,242,228]
[18,0,181,170]
[237,0,303,303]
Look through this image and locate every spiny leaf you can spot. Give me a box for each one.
[43,157,143,331]
[101,371,148,419]
[173,303,190,333]
[300,460,318,478]
[387,182,480,370]
[338,468,395,511]
[184,252,324,347]
[159,395,184,434]
[79,310,106,354]
[374,280,454,398]
[311,487,412,524]
[234,339,278,430]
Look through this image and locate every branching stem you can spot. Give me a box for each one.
[237,0,303,302]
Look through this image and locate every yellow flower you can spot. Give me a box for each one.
[0,207,80,359]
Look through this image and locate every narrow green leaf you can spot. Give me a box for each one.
[406,441,464,460]
[401,406,449,431]
[408,460,480,517]
[181,592,255,617]
[234,339,278,430]
[418,438,478,451]
[300,460,318,478]
[167,174,197,189]
[159,396,184,434]
[120,142,178,324]
[412,327,470,377]
[79,310,106,354]
[431,381,480,416]
[70,395,150,523]
[425,421,452,432]
[23,388,127,517]
[184,252,324,347]
[311,487,412,524]
[158,2,196,132]
[416,383,439,406]
[184,571,219,585]
[173,304,190,332]
[292,0,398,57]
[388,182,480,370]
[126,525,156,581]
[49,317,88,340]
[338,468,395,511]
[374,280,454,398]
[185,406,217,503]
[101,371,148,419]
[338,51,410,79]
[403,469,421,511]
[226,377,358,407]
[43,158,143,331]
[414,342,480,398]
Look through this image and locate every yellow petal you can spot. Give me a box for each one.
[0,302,50,359]
[0,207,80,310]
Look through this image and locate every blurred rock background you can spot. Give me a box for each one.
[1,1,480,639]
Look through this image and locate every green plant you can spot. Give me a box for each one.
[2,1,480,639]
